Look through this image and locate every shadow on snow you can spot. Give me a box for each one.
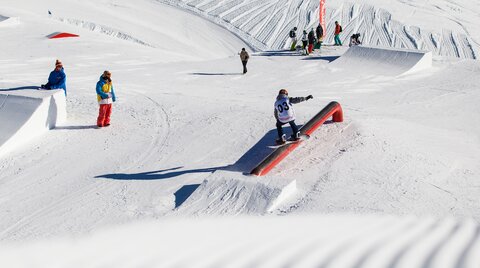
[0,86,39,91]
[301,56,340,62]
[189,72,242,76]
[95,128,298,181]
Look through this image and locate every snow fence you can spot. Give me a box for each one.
[333,45,432,76]
[0,90,66,157]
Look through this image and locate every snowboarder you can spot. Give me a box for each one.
[289,27,298,51]
[274,89,313,144]
[96,70,116,128]
[308,28,316,54]
[239,48,249,74]
[301,30,308,55]
[315,24,324,49]
[334,21,342,46]
[349,33,362,47]
[41,59,67,96]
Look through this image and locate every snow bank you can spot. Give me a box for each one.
[332,45,432,76]
[0,215,479,268]
[0,90,66,157]
[176,170,296,215]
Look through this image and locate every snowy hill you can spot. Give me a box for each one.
[0,0,480,266]
[158,0,478,58]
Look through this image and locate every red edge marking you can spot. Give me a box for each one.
[257,142,301,176]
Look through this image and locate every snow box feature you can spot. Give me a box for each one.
[0,90,66,157]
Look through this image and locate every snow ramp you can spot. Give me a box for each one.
[0,90,66,157]
[175,170,296,215]
[332,45,432,76]
[0,15,19,27]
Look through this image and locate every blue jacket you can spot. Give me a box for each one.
[48,68,66,95]
[96,75,116,102]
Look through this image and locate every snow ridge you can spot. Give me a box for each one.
[53,17,155,47]
[156,0,477,59]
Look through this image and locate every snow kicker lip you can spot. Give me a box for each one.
[0,90,66,158]
[331,45,433,76]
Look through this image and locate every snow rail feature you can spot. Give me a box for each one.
[250,101,343,176]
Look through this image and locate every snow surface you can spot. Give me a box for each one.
[0,0,480,266]
[1,215,479,268]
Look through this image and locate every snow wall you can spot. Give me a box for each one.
[0,90,66,157]
[332,45,432,76]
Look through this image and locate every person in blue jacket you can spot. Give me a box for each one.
[41,59,67,96]
[96,70,116,127]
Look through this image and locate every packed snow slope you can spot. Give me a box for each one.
[159,0,478,58]
[0,0,480,253]
[1,215,480,268]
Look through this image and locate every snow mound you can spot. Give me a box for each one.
[332,45,432,76]
[0,90,66,157]
[176,170,296,215]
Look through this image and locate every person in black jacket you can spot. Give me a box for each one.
[289,27,298,51]
[308,28,316,54]
[315,24,324,49]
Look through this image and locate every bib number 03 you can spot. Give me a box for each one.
[277,102,290,113]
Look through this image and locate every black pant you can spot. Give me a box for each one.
[276,120,299,139]
[242,60,248,74]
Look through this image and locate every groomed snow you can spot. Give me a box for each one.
[0,0,479,267]
[1,215,479,268]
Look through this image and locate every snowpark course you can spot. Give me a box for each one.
[1,0,480,267]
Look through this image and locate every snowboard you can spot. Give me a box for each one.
[268,134,310,149]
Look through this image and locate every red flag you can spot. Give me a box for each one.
[319,0,326,36]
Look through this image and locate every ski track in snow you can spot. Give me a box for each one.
[156,0,477,59]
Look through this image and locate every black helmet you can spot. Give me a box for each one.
[293,27,297,30]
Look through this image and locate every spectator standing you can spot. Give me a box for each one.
[334,21,342,46]
[96,70,116,128]
[315,24,324,49]
[289,27,298,51]
[239,48,249,74]
[308,28,316,54]
[301,30,308,55]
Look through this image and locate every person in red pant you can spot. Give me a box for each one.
[96,70,116,127]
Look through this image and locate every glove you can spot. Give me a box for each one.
[112,96,116,102]
[101,93,109,99]
[306,95,313,100]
